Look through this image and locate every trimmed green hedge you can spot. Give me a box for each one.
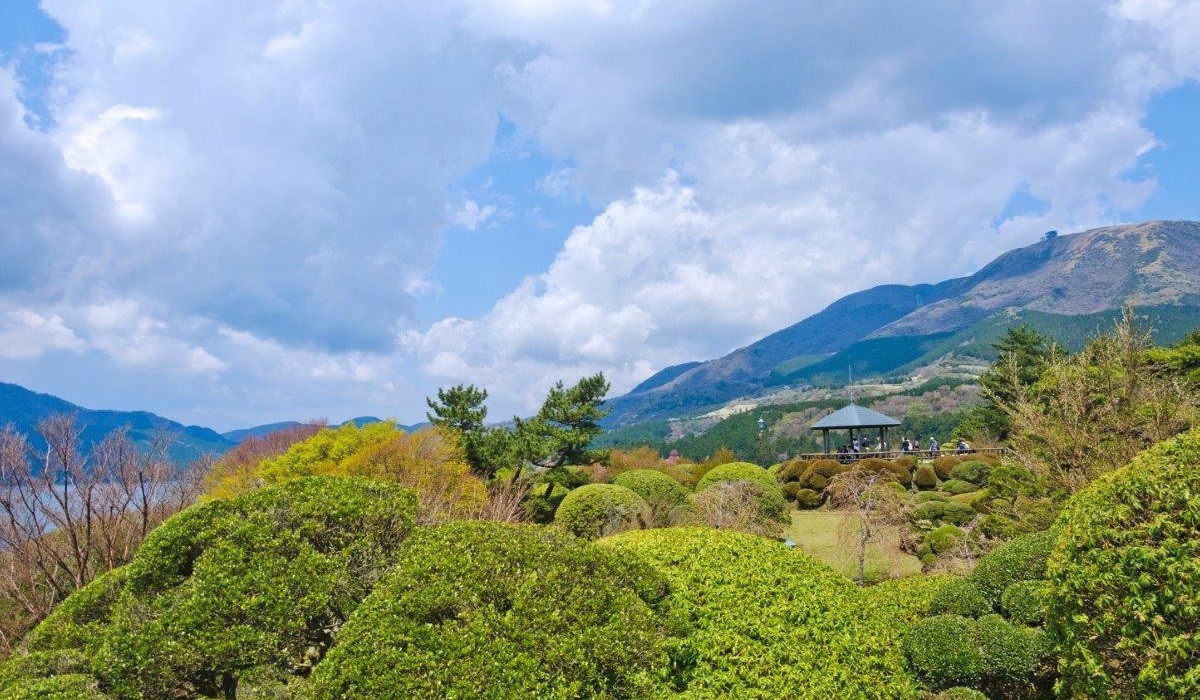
[927,578,991,618]
[612,469,689,526]
[949,461,990,486]
[0,674,110,699]
[308,521,672,700]
[999,579,1045,626]
[2,477,417,700]
[602,528,922,699]
[553,483,651,539]
[969,530,1054,608]
[903,615,984,689]
[1047,426,1200,698]
[694,462,777,493]
[940,479,977,495]
[914,466,938,490]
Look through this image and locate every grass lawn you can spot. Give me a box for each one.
[785,510,923,581]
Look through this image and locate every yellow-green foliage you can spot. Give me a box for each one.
[694,462,776,493]
[861,575,956,625]
[205,421,401,498]
[553,483,650,539]
[601,528,923,699]
[969,530,1053,607]
[258,421,401,481]
[0,674,110,699]
[927,578,991,618]
[612,469,689,526]
[307,521,673,700]
[1047,426,1200,698]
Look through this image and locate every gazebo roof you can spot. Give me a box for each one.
[810,403,901,430]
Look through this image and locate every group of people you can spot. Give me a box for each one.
[835,435,972,459]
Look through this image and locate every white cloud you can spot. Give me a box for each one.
[2,0,1200,424]
[0,308,85,359]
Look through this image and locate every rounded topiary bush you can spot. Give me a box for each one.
[797,460,848,491]
[777,459,811,484]
[950,461,990,486]
[554,483,650,539]
[975,614,1052,690]
[782,482,822,509]
[914,491,949,503]
[612,470,689,526]
[940,479,978,496]
[927,525,965,554]
[23,568,127,653]
[927,578,991,618]
[695,462,776,493]
[856,458,909,482]
[932,456,962,480]
[1047,427,1200,699]
[603,528,921,698]
[914,466,938,490]
[969,530,1054,607]
[999,579,1046,626]
[309,521,672,700]
[937,501,978,526]
[911,500,946,523]
[903,615,985,689]
[82,477,415,700]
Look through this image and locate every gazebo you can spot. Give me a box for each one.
[810,403,901,454]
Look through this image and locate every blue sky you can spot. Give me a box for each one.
[0,0,1198,430]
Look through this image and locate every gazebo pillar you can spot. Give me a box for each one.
[822,428,830,454]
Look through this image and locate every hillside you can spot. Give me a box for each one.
[0,382,235,462]
[605,220,1200,425]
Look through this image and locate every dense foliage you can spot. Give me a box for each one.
[553,483,651,539]
[694,462,777,493]
[0,477,417,699]
[308,521,673,699]
[611,469,689,526]
[602,528,922,698]
[1047,426,1200,698]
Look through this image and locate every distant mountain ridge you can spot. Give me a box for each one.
[605,220,1200,426]
[0,382,235,463]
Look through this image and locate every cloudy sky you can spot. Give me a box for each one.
[0,0,1198,430]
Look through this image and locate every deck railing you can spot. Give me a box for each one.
[792,446,1010,463]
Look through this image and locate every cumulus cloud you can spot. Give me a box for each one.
[2,0,1199,424]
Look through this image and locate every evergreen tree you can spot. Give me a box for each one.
[425,384,491,476]
[966,325,1055,440]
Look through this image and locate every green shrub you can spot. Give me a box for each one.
[938,501,977,526]
[976,614,1052,689]
[861,575,956,624]
[684,481,790,538]
[95,477,416,699]
[911,501,947,523]
[856,458,909,482]
[940,479,977,495]
[603,528,922,698]
[950,460,990,486]
[308,521,671,700]
[903,615,985,689]
[0,652,89,692]
[999,580,1046,626]
[935,688,988,700]
[969,530,1054,607]
[914,466,938,490]
[927,525,965,554]
[0,674,110,699]
[23,568,127,652]
[782,483,822,509]
[932,456,963,480]
[894,456,918,470]
[986,464,1043,500]
[795,460,848,491]
[927,578,991,618]
[553,483,650,539]
[913,491,949,503]
[1047,427,1200,699]
[695,462,777,493]
[777,459,810,483]
[520,482,569,523]
[612,470,689,526]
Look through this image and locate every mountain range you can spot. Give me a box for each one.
[0,381,389,463]
[604,220,1200,426]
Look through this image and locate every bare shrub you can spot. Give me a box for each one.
[681,481,787,538]
[826,469,907,584]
